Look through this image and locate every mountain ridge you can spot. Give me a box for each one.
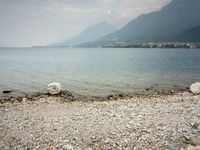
[82,0,200,46]
[56,21,116,46]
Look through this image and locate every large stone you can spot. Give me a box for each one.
[47,82,61,95]
[190,82,200,95]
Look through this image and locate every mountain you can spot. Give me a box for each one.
[85,0,200,46]
[57,21,116,46]
[172,25,200,42]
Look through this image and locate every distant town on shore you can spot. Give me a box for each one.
[99,42,200,49]
[33,42,200,49]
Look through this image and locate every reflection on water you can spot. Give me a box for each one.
[0,47,200,97]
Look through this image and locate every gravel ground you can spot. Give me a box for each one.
[0,92,200,150]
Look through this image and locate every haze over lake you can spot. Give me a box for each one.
[1,47,200,97]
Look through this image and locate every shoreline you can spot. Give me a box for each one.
[0,87,190,103]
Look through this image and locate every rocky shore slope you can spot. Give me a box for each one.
[0,92,200,150]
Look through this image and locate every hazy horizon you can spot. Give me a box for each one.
[0,0,171,47]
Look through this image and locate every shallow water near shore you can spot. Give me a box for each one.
[0,47,200,98]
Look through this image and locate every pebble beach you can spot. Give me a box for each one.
[0,91,200,150]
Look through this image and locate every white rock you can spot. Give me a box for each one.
[62,144,74,150]
[190,82,200,95]
[47,82,61,95]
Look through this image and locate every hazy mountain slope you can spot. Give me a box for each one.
[171,25,200,42]
[94,0,200,44]
[58,21,116,46]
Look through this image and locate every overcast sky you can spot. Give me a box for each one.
[0,0,171,47]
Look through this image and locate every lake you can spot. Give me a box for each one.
[0,47,200,98]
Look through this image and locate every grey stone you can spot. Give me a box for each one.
[47,82,62,95]
[190,82,200,95]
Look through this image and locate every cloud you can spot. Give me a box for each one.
[0,0,171,47]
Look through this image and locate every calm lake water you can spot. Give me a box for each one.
[0,47,200,97]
